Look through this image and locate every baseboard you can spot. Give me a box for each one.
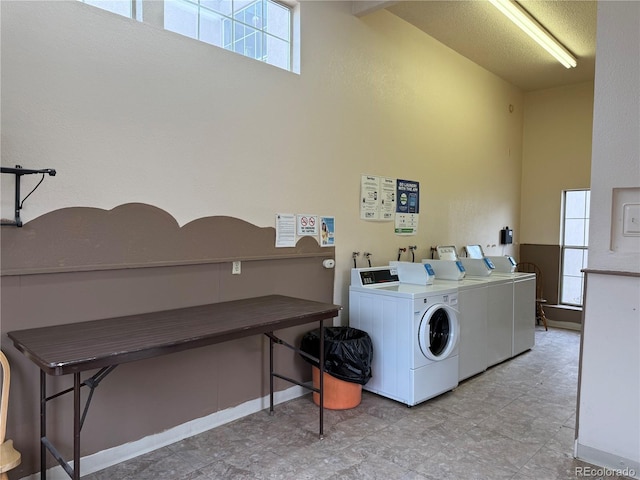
[546,319,582,331]
[575,442,640,479]
[20,384,310,480]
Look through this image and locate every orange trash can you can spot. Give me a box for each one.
[312,366,362,410]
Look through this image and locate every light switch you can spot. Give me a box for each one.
[622,203,640,236]
[611,188,640,252]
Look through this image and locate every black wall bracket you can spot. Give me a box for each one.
[1,165,57,227]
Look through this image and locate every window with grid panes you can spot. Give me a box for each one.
[560,189,590,306]
[78,0,294,71]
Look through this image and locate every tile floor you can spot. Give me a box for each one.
[84,328,633,480]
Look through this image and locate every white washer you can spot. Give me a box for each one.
[349,266,460,406]
[471,253,537,357]
[510,273,536,355]
[422,254,490,381]
[451,277,489,380]
[488,272,536,356]
[428,246,513,369]
[480,275,514,367]
[459,261,521,365]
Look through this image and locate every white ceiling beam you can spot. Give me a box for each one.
[352,1,398,17]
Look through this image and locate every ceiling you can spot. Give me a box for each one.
[354,1,597,92]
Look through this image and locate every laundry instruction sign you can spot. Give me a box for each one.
[397,180,419,214]
[395,179,420,235]
[359,175,420,234]
[360,175,396,221]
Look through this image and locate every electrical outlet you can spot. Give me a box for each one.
[232,261,241,275]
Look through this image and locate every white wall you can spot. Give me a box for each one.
[577,1,640,476]
[1,1,524,314]
[578,274,640,473]
[586,3,640,273]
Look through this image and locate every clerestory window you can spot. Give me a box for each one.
[78,0,296,72]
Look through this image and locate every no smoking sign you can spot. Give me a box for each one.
[297,214,319,236]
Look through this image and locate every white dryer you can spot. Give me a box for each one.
[349,266,459,406]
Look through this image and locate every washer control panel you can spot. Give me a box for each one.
[351,267,399,287]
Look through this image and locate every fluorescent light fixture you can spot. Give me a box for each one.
[488,0,577,68]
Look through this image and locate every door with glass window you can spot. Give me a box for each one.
[418,304,459,361]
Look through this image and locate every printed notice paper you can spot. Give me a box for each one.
[360,175,396,221]
[275,213,296,247]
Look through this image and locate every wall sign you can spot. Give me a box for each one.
[359,175,420,234]
[297,214,318,236]
[360,175,396,221]
[395,179,420,235]
[320,216,335,247]
[276,213,336,247]
[275,213,296,247]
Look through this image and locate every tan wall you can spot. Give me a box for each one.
[2,0,600,475]
[520,82,594,246]
[1,1,524,316]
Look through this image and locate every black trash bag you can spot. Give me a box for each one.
[300,327,373,385]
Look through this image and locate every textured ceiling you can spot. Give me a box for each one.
[363,1,597,92]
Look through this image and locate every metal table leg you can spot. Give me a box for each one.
[269,334,275,415]
[40,370,47,480]
[40,367,117,479]
[319,319,324,439]
[73,373,81,480]
[265,318,327,439]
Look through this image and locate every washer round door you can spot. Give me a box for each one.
[418,304,459,361]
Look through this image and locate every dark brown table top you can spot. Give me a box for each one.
[8,295,341,376]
